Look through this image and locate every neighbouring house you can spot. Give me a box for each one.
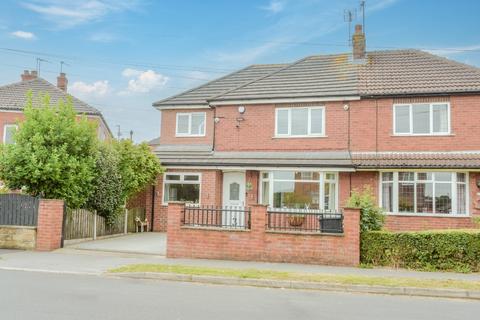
[0,70,112,143]
[138,24,480,233]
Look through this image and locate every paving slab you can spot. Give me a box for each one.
[68,232,166,255]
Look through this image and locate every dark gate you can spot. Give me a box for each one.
[0,194,39,226]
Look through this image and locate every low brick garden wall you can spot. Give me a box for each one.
[167,203,360,266]
[0,198,64,251]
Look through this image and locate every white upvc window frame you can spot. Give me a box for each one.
[274,106,325,138]
[162,172,202,205]
[3,124,18,144]
[378,171,469,217]
[259,170,339,212]
[175,112,206,137]
[393,102,451,136]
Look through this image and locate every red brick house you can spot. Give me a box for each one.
[142,25,480,232]
[0,70,111,143]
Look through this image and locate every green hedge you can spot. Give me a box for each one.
[361,230,480,272]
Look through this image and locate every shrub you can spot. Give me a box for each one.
[346,187,384,232]
[361,230,480,272]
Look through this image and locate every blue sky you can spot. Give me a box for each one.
[0,0,479,142]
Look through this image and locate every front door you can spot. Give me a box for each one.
[222,171,246,227]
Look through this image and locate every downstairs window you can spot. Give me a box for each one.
[380,172,467,215]
[163,173,201,204]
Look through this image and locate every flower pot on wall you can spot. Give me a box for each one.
[288,215,305,227]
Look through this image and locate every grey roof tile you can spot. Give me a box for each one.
[0,78,101,115]
[154,49,480,107]
[153,64,287,107]
[352,151,480,169]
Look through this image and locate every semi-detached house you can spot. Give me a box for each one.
[140,25,480,232]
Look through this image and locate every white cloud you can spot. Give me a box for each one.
[260,1,285,14]
[367,0,399,13]
[22,0,142,28]
[10,30,36,40]
[70,80,110,97]
[89,32,117,43]
[425,44,480,57]
[119,69,168,95]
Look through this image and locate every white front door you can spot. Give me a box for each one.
[222,171,246,227]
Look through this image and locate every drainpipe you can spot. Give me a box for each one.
[150,185,155,232]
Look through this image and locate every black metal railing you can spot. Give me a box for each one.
[182,205,251,230]
[266,208,343,233]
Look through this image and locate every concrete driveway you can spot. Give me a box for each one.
[68,232,166,256]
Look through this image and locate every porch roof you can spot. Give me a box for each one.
[352,151,480,169]
[154,149,353,168]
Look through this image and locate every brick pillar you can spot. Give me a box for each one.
[342,207,361,266]
[249,204,267,259]
[166,202,185,258]
[36,199,65,251]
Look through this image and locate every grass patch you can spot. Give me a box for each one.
[109,264,480,291]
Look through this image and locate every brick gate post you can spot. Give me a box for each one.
[36,199,65,251]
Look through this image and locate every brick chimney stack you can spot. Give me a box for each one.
[57,72,68,92]
[21,70,38,81]
[352,24,366,60]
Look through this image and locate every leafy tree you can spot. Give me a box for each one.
[0,93,97,208]
[114,139,163,202]
[86,143,123,222]
[346,186,385,232]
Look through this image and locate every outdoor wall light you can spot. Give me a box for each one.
[343,103,350,111]
[214,117,220,123]
[238,105,246,114]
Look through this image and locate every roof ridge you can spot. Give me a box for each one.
[152,64,259,107]
[0,77,39,90]
[207,56,313,102]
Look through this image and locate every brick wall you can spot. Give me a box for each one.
[384,215,476,231]
[158,95,480,152]
[36,199,64,251]
[167,203,360,266]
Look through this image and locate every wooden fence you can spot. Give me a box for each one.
[0,194,39,227]
[64,207,146,241]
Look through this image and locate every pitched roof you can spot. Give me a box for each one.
[210,54,359,103]
[359,50,480,96]
[153,64,287,108]
[154,49,480,108]
[0,78,101,115]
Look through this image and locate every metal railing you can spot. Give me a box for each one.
[182,205,251,230]
[266,208,343,233]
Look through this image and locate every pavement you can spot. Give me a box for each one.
[66,232,166,255]
[1,269,479,320]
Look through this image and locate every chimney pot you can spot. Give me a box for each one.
[57,72,68,92]
[21,70,37,81]
[352,24,366,60]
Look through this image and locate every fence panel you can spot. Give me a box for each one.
[182,206,251,230]
[0,194,39,226]
[266,208,343,233]
[64,209,94,240]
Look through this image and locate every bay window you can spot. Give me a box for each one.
[380,172,468,215]
[260,171,338,211]
[393,103,450,135]
[163,173,201,204]
[275,107,325,137]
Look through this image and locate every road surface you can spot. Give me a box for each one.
[0,270,478,320]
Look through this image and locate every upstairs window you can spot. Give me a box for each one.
[394,103,450,135]
[176,112,206,136]
[275,107,325,137]
[3,124,18,144]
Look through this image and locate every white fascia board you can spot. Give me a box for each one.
[209,96,361,106]
[163,165,356,172]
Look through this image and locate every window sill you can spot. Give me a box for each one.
[385,212,470,218]
[272,135,328,139]
[390,134,455,137]
[175,135,206,138]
